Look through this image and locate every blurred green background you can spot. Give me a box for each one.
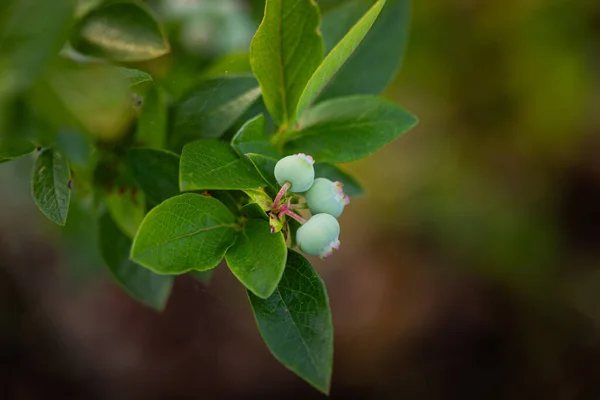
[2,0,600,398]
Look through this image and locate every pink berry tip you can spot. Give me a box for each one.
[322,239,341,258]
[296,153,314,165]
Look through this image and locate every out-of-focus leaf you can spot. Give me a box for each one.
[250,0,323,127]
[128,148,180,207]
[106,187,145,238]
[31,149,71,225]
[99,212,173,310]
[0,139,35,163]
[136,85,167,149]
[231,114,279,158]
[172,76,261,147]
[201,53,251,78]
[118,67,153,87]
[70,0,170,62]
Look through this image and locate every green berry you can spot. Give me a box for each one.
[274,154,315,193]
[296,213,340,258]
[304,178,350,218]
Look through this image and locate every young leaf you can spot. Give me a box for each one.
[245,153,278,190]
[319,0,411,100]
[231,114,279,158]
[248,250,333,394]
[250,0,324,128]
[226,219,287,298]
[285,95,418,163]
[128,148,180,207]
[314,163,364,197]
[296,0,386,119]
[136,85,167,149]
[99,213,173,310]
[180,140,267,191]
[106,188,145,238]
[172,76,261,147]
[243,188,273,212]
[31,149,71,225]
[70,1,170,62]
[130,193,237,274]
[118,67,153,87]
[0,139,36,163]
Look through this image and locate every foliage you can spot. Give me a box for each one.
[0,0,415,393]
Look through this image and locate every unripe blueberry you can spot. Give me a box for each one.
[274,154,315,193]
[304,178,350,218]
[296,213,340,258]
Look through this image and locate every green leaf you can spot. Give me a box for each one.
[285,95,418,163]
[248,250,333,394]
[250,0,324,128]
[106,188,145,238]
[0,0,73,93]
[314,163,364,197]
[180,140,267,191]
[128,148,180,207]
[226,219,286,298]
[130,193,237,274]
[200,53,251,78]
[240,202,269,220]
[31,149,71,225]
[70,0,170,62]
[99,212,173,310]
[231,114,279,158]
[296,0,386,119]
[319,0,411,100]
[172,76,261,147]
[118,67,153,87]
[243,188,273,212]
[245,153,278,190]
[136,86,167,149]
[0,139,36,163]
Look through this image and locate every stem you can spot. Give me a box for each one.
[273,182,290,207]
[282,209,306,224]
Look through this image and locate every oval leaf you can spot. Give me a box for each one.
[130,193,237,274]
[226,219,287,298]
[31,149,71,225]
[314,163,364,197]
[106,188,145,238]
[250,0,324,127]
[245,153,278,190]
[99,212,173,310]
[128,148,180,207]
[0,139,36,163]
[285,95,418,163]
[70,1,170,62]
[248,250,333,394]
[319,0,411,100]
[118,67,153,87]
[180,140,267,191]
[136,85,167,149]
[231,114,279,158]
[296,0,386,118]
[172,76,261,147]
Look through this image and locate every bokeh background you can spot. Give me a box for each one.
[2,0,600,398]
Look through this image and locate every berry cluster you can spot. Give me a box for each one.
[270,154,350,258]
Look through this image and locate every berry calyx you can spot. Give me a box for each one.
[304,178,350,218]
[296,213,340,258]
[274,154,315,193]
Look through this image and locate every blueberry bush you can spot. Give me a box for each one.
[0,0,416,393]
